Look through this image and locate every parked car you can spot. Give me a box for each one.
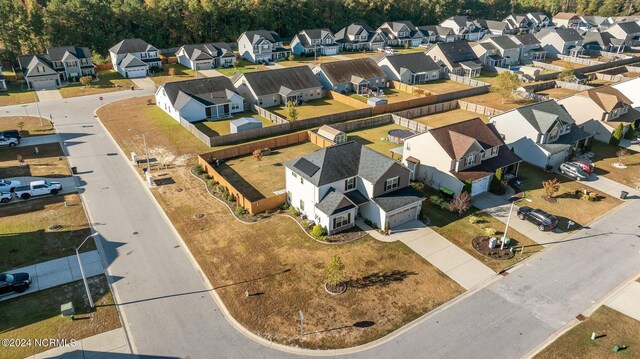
[572,160,594,174]
[517,206,559,231]
[560,162,589,181]
[0,136,19,148]
[0,192,12,203]
[0,179,20,192]
[0,130,21,140]
[14,180,62,200]
[0,272,32,294]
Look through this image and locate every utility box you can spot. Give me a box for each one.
[131,152,138,164]
[60,302,75,317]
[489,237,498,249]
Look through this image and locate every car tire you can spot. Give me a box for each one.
[50,189,59,195]
[561,170,565,174]
[20,193,31,200]
[0,198,9,203]
[518,214,525,220]
[15,285,27,293]
[576,176,581,181]
[538,224,545,231]
[9,142,16,147]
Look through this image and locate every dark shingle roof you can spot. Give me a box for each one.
[120,54,147,68]
[372,186,424,212]
[161,77,239,108]
[511,34,541,46]
[428,42,479,66]
[19,55,57,77]
[315,189,356,215]
[512,100,575,134]
[318,58,387,85]
[538,28,583,42]
[284,141,402,187]
[239,66,322,96]
[335,23,380,43]
[109,39,157,54]
[241,30,282,44]
[418,25,454,37]
[178,43,234,61]
[379,52,440,74]
[611,21,640,35]
[475,19,507,32]
[583,31,624,48]
[485,35,519,50]
[47,46,91,62]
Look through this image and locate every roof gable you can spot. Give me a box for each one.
[110,38,157,54]
[427,118,505,160]
[239,66,322,96]
[318,57,387,85]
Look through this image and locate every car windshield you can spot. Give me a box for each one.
[3,274,14,283]
[0,180,7,185]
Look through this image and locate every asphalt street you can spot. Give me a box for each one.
[1,90,638,359]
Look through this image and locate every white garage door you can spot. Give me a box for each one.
[471,176,491,196]
[126,68,147,78]
[31,78,58,90]
[387,206,418,228]
[324,48,338,56]
[548,149,571,168]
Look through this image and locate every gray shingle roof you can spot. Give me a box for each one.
[485,35,519,50]
[428,42,479,68]
[611,21,640,35]
[475,19,508,32]
[417,25,454,37]
[513,100,575,134]
[335,23,381,43]
[161,77,239,108]
[178,43,234,61]
[296,29,334,47]
[18,55,57,77]
[583,31,624,48]
[241,30,282,45]
[511,33,541,46]
[119,54,147,68]
[238,66,322,96]
[372,186,424,212]
[379,52,440,74]
[47,46,91,62]
[109,39,157,54]
[538,28,583,42]
[315,189,356,215]
[317,58,387,85]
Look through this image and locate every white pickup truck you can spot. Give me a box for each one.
[14,180,62,199]
[0,179,20,192]
[0,136,19,148]
[0,191,12,203]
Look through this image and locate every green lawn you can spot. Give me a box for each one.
[0,276,120,359]
[590,141,640,190]
[150,63,206,86]
[0,82,36,106]
[415,184,540,272]
[59,69,136,98]
[475,70,498,85]
[346,123,409,157]
[536,306,640,359]
[272,98,358,120]
[516,163,622,229]
[278,56,341,67]
[194,111,274,137]
[382,87,420,103]
[216,58,269,76]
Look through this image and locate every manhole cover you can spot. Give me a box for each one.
[194,213,205,219]
[133,231,138,235]
[176,188,184,192]
[48,224,62,231]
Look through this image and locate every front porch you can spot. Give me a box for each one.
[205,103,231,119]
[409,72,429,85]
[460,61,482,77]
[566,46,584,58]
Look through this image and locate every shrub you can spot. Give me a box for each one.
[542,178,560,198]
[235,205,244,216]
[484,227,497,237]
[468,215,481,224]
[311,225,326,238]
[206,179,216,187]
[462,180,472,194]
[610,123,624,146]
[449,192,471,217]
[194,165,203,174]
[429,195,450,211]
[288,206,300,216]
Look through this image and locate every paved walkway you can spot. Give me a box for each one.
[0,250,103,301]
[18,134,59,147]
[620,138,640,153]
[269,62,285,69]
[584,174,640,197]
[28,328,131,359]
[36,89,63,102]
[331,54,351,60]
[199,69,226,78]
[605,281,640,321]
[356,219,495,290]
[130,78,155,90]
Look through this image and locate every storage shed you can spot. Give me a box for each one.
[317,125,348,144]
[367,97,388,106]
[230,117,263,134]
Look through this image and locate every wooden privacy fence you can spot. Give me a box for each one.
[557,55,604,66]
[458,101,504,116]
[180,117,213,146]
[331,114,393,133]
[95,63,113,71]
[395,100,458,119]
[555,81,593,91]
[308,130,336,148]
[326,91,373,109]
[392,115,430,133]
[446,73,491,88]
[202,131,309,161]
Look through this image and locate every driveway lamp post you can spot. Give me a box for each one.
[76,232,100,308]
[128,128,150,172]
[501,198,532,250]
[21,104,29,117]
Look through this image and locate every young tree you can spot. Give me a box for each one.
[168,67,176,77]
[288,54,296,62]
[558,66,575,82]
[325,255,346,287]
[449,191,471,217]
[80,76,93,87]
[492,72,521,104]
[287,101,298,121]
[616,148,629,166]
[610,123,624,146]
[252,149,263,161]
[542,178,560,198]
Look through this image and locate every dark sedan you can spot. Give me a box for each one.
[517,206,559,231]
[0,272,32,295]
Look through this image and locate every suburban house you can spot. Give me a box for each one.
[155,77,244,123]
[417,25,456,43]
[439,16,484,41]
[474,36,521,67]
[536,28,584,57]
[582,31,626,53]
[232,66,323,107]
[17,55,61,89]
[491,100,592,169]
[402,118,522,197]
[285,141,424,234]
[475,19,510,36]
[175,43,236,70]
[510,33,548,62]
[581,16,615,29]
[334,23,387,51]
[290,29,339,56]
[558,86,640,143]
[237,30,290,63]
[502,15,533,34]
[425,42,482,77]
[552,12,587,29]
[376,52,440,84]
[612,78,640,108]
[313,58,388,94]
[0,63,6,91]
[377,21,424,47]
[109,38,161,78]
[603,21,640,46]
[526,12,552,30]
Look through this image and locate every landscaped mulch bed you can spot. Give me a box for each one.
[472,236,515,260]
[324,226,368,244]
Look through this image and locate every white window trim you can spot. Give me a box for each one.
[385,176,399,191]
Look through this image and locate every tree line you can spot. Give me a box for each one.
[1,0,638,60]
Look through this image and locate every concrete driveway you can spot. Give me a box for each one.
[16,134,59,147]
[130,78,155,90]
[606,281,640,321]
[0,250,103,302]
[199,69,226,77]
[0,176,78,205]
[36,89,63,102]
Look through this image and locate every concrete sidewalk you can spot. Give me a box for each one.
[0,250,103,301]
[130,78,155,90]
[199,69,226,78]
[36,89,63,102]
[17,134,59,147]
[584,174,639,198]
[28,328,131,359]
[605,281,640,321]
[357,219,496,290]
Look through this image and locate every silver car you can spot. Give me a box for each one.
[560,162,589,181]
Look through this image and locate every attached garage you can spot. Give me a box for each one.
[547,148,571,169]
[29,77,58,90]
[471,175,491,196]
[126,67,148,78]
[387,205,419,229]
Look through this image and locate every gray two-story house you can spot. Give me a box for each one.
[17,55,60,89]
[491,100,592,169]
[109,38,161,78]
[376,52,440,84]
[175,42,236,70]
[475,36,521,67]
[536,28,584,57]
[335,23,387,51]
[313,58,388,94]
[290,29,339,56]
[237,30,290,63]
[377,21,424,47]
[232,66,323,107]
[18,46,95,89]
[510,34,547,62]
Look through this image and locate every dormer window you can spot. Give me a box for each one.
[490,147,498,156]
[345,177,356,191]
[548,125,560,141]
[384,177,399,191]
[465,154,475,167]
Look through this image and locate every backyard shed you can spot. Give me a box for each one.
[368,97,388,106]
[230,117,263,134]
[317,125,347,145]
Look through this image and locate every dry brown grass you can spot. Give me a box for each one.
[223,142,320,196]
[536,306,640,359]
[0,275,120,359]
[411,109,489,128]
[0,116,54,136]
[590,142,640,190]
[272,98,358,120]
[150,167,464,349]
[464,92,535,111]
[416,80,473,94]
[0,194,93,272]
[536,87,580,99]
[346,123,410,157]
[0,143,71,178]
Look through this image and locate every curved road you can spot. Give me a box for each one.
[2,90,639,359]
